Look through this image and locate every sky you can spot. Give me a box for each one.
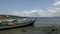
[0,0,60,17]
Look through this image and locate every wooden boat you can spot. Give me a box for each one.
[0,15,36,29]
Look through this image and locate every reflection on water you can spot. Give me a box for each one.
[0,26,35,34]
[0,25,60,34]
[0,18,60,34]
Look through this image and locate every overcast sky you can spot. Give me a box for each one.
[0,0,60,17]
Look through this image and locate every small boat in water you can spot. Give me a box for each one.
[0,15,36,29]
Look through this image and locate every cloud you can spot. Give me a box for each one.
[4,0,60,17]
[12,8,60,17]
[12,10,40,17]
[53,0,60,6]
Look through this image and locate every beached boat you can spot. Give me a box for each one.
[0,15,36,29]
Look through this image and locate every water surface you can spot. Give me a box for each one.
[0,18,60,34]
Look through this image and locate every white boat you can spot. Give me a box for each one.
[0,15,36,29]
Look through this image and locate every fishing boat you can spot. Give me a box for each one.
[0,15,36,29]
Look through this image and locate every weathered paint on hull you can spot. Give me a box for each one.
[0,20,35,30]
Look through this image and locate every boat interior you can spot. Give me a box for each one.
[0,15,33,26]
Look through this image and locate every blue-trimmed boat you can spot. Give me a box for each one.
[0,15,36,29]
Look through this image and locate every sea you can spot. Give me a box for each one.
[0,17,60,34]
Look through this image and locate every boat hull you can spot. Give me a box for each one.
[0,20,35,30]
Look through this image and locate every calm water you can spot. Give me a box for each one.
[0,18,60,34]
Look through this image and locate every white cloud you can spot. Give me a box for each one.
[12,8,60,17]
[9,0,60,17]
[54,0,60,6]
